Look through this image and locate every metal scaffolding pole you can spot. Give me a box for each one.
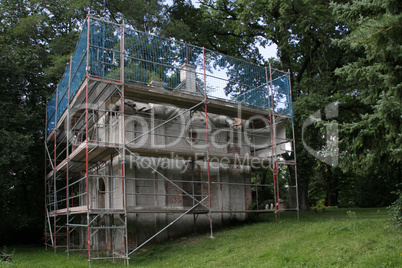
[288,70,300,221]
[119,20,129,265]
[203,46,214,239]
[66,56,72,258]
[85,15,91,266]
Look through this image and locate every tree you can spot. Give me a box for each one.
[89,0,166,33]
[0,0,88,244]
[0,0,50,243]
[333,0,402,206]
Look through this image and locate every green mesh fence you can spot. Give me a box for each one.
[89,19,121,80]
[47,21,88,133]
[271,69,292,115]
[47,17,292,134]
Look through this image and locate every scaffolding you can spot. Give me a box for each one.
[44,16,299,265]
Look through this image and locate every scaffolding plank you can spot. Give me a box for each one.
[50,206,210,215]
[51,207,288,215]
[47,140,271,179]
[126,207,209,214]
[126,145,271,165]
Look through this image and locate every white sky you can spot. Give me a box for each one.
[259,44,278,60]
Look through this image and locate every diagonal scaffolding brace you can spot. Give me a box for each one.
[128,196,208,256]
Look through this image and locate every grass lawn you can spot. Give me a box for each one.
[2,208,401,267]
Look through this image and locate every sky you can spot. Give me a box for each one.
[258,44,278,60]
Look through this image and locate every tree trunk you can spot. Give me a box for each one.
[298,182,310,211]
[326,173,339,206]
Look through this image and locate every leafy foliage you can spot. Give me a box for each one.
[0,0,53,244]
[0,246,14,263]
[333,0,401,206]
[388,185,402,228]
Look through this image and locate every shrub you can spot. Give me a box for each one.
[388,186,402,228]
[0,246,14,263]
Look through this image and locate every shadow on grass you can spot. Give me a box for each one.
[4,207,396,267]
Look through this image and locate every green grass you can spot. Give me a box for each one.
[2,208,401,267]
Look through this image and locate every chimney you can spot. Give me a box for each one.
[179,63,197,93]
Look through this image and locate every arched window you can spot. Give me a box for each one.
[98,177,106,208]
